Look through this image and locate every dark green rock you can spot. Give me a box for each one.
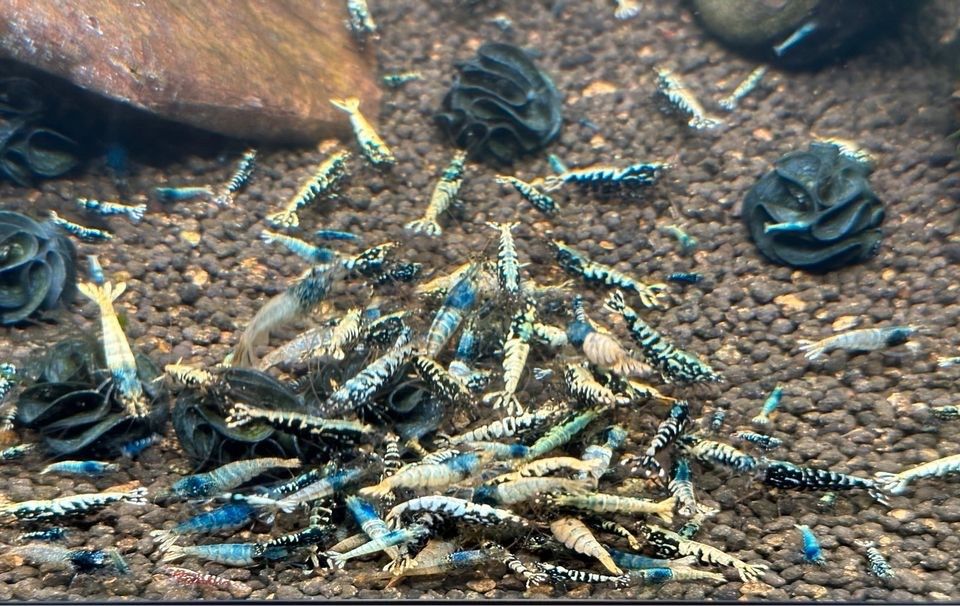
[435,42,562,164]
[742,142,885,272]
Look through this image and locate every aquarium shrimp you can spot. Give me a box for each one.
[77,280,148,417]
[605,290,722,384]
[482,542,548,587]
[9,544,128,574]
[314,228,361,242]
[752,385,783,426]
[382,71,423,88]
[40,461,119,476]
[487,221,522,296]
[266,150,350,228]
[346,0,377,45]
[798,326,917,360]
[524,407,607,461]
[120,433,161,459]
[532,322,569,348]
[422,264,481,357]
[497,455,600,483]
[157,565,248,593]
[365,310,409,347]
[677,435,757,474]
[718,65,768,112]
[930,405,959,421]
[259,230,336,264]
[342,241,398,277]
[412,356,472,404]
[330,97,394,168]
[668,457,700,517]
[638,524,768,582]
[359,451,492,499]
[161,359,218,391]
[773,20,818,57]
[213,148,257,206]
[661,224,698,255]
[440,406,562,445]
[325,523,433,569]
[795,524,825,566]
[613,0,641,20]
[654,67,723,130]
[566,301,650,377]
[542,162,669,198]
[0,486,148,523]
[626,565,726,585]
[549,493,676,525]
[150,502,257,549]
[385,495,534,528]
[473,477,594,506]
[549,517,622,575]
[17,527,67,542]
[666,272,702,285]
[448,360,492,394]
[226,403,374,445]
[305,307,365,361]
[629,400,690,479]
[231,264,338,368]
[0,363,15,404]
[380,433,403,481]
[345,495,398,559]
[154,186,214,203]
[873,453,960,495]
[550,241,666,309]
[495,175,558,216]
[405,150,467,237]
[48,211,113,242]
[578,425,627,481]
[276,468,365,509]
[322,328,414,416]
[0,442,35,461]
[83,255,105,286]
[597,370,674,404]
[734,431,783,450]
[936,355,960,368]
[161,541,265,567]
[858,540,894,579]
[759,458,887,504]
[564,364,628,408]
[484,298,538,414]
[162,457,301,501]
[76,198,147,223]
[536,562,629,587]
[677,505,718,540]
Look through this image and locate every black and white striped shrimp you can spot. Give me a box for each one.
[550,241,666,309]
[632,400,690,479]
[578,425,627,481]
[164,457,301,500]
[677,435,757,474]
[385,495,534,528]
[486,221,521,296]
[76,198,147,223]
[605,290,721,384]
[654,67,723,130]
[48,211,114,242]
[40,460,118,476]
[495,174,558,215]
[759,458,887,504]
[343,242,399,278]
[858,541,894,579]
[536,562,630,587]
[500,455,600,482]
[17,527,67,543]
[346,0,378,46]
[0,442,37,461]
[259,230,336,264]
[718,65,768,111]
[482,541,548,587]
[531,322,568,348]
[162,360,218,390]
[259,524,333,562]
[0,486,148,522]
[412,356,472,404]
[550,517,623,575]
[380,432,403,482]
[422,265,481,357]
[930,405,959,421]
[276,468,365,509]
[639,524,768,582]
[405,150,467,237]
[483,298,538,414]
[548,493,675,525]
[473,477,594,506]
[524,407,607,461]
[592,519,643,551]
[733,431,783,450]
[305,308,365,361]
[161,541,265,567]
[447,360,492,394]
[226,403,374,445]
[77,280,148,417]
[266,150,350,228]
[322,329,413,416]
[668,457,700,517]
[10,544,128,574]
[564,364,628,408]
[596,370,674,404]
[359,451,492,499]
[441,407,563,446]
[157,565,249,593]
[798,326,916,360]
[543,162,669,198]
[330,97,395,168]
[873,453,960,496]
[231,264,338,368]
[214,148,257,206]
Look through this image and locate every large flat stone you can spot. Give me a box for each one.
[0,0,381,144]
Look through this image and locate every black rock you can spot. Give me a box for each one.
[435,42,562,164]
[0,210,77,325]
[742,142,885,272]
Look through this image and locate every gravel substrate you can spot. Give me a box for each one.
[1,0,960,600]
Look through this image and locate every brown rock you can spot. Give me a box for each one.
[0,0,381,144]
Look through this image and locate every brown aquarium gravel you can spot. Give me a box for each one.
[1,0,960,601]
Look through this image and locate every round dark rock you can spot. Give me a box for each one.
[435,42,562,164]
[742,142,885,272]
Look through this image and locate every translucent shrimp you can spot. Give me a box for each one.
[548,493,675,525]
[873,453,960,495]
[550,517,623,575]
[798,326,916,360]
[163,457,301,500]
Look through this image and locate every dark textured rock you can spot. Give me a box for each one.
[742,142,885,272]
[0,0,381,144]
[435,42,562,164]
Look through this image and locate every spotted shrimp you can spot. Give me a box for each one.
[266,150,350,228]
[213,148,257,206]
[77,198,147,223]
[495,174,558,215]
[550,241,666,309]
[330,97,395,168]
[405,150,467,236]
